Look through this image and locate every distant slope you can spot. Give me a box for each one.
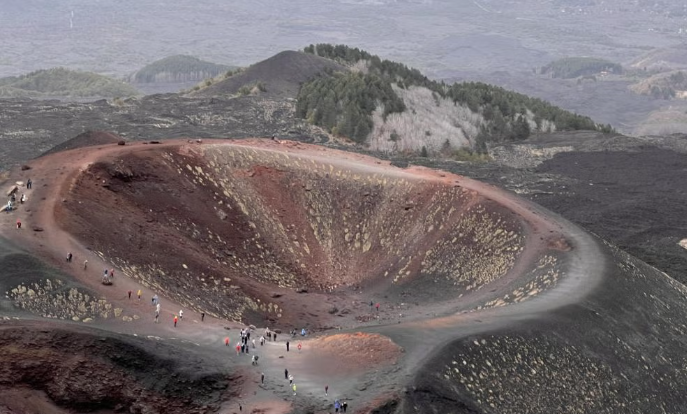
[298,44,612,155]
[540,57,622,79]
[630,70,687,100]
[631,45,687,72]
[190,50,344,98]
[0,68,139,98]
[130,55,234,83]
[40,131,123,158]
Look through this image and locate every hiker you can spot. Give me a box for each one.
[16,219,21,229]
[225,337,230,346]
[325,385,329,396]
[155,313,159,323]
[241,343,245,354]
[284,368,288,379]
[26,179,32,189]
[335,400,341,413]
[173,315,178,327]
[252,339,256,348]
[152,294,158,305]
[201,312,205,321]
[137,289,142,300]
[156,303,160,315]
[104,269,108,278]
[342,400,348,412]
[261,372,265,384]
[286,341,290,352]
[5,200,11,213]
[83,260,88,270]
[67,252,72,263]
[109,269,114,278]
[297,343,302,352]
[289,374,293,385]
[274,333,277,341]
[128,290,132,299]
[376,303,380,312]
[20,194,24,204]
[236,343,241,356]
[260,335,265,346]
[292,383,297,396]
[251,355,257,365]
[301,328,306,336]
[179,310,183,320]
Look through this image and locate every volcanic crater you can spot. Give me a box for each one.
[1,138,615,414]
[55,140,561,328]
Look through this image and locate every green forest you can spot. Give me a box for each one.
[541,57,623,79]
[299,44,612,149]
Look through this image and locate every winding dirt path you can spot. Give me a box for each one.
[0,138,607,414]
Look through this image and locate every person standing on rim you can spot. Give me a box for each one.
[286,341,290,352]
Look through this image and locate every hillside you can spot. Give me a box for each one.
[297,44,612,155]
[190,50,344,98]
[630,70,687,99]
[631,45,687,72]
[0,68,139,98]
[540,57,622,79]
[130,55,234,84]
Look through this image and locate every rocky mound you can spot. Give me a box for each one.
[0,325,234,414]
[191,51,343,98]
[40,130,123,157]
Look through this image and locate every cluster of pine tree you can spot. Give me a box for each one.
[300,44,613,148]
[296,71,405,143]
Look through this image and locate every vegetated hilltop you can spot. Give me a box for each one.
[630,70,687,99]
[297,44,613,156]
[0,68,139,98]
[540,57,623,79]
[130,55,234,84]
[190,50,344,98]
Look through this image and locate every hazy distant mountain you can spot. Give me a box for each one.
[0,68,139,98]
[130,55,235,84]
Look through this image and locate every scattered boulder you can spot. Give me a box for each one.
[117,140,126,146]
[32,226,44,232]
[20,165,31,171]
[296,287,308,293]
[328,307,339,314]
[271,293,283,298]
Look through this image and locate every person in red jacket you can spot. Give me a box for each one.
[173,315,178,327]
[16,219,21,229]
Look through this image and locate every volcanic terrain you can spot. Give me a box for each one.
[2,138,687,413]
